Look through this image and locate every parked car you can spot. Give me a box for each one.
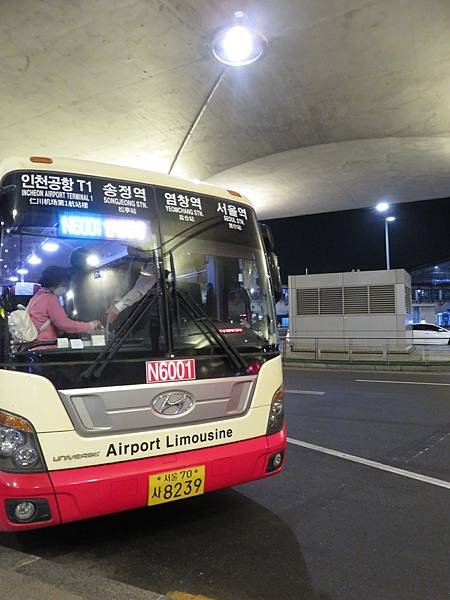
[412,323,450,345]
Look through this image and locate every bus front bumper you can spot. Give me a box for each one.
[0,428,286,531]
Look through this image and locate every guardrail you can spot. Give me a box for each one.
[281,335,450,366]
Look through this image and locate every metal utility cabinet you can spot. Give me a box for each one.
[288,269,413,350]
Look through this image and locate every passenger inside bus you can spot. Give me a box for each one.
[28,266,100,343]
[69,247,105,322]
[1,219,272,354]
[105,245,158,326]
[104,245,161,354]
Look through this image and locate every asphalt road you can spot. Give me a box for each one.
[1,367,449,600]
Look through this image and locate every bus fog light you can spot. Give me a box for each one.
[266,451,284,472]
[273,453,283,468]
[14,501,36,522]
[6,498,51,523]
[14,447,39,467]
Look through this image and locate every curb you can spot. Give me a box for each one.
[282,359,450,373]
[0,544,169,600]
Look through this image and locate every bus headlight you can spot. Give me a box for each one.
[0,428,26,456]
[0,411,45,472]
[14,447,39,468]
[266,386,284,435]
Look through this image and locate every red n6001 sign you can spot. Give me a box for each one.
[146,359,196,383]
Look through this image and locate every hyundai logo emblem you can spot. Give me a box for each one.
[151,391,194,417]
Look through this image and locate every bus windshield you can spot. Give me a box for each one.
[0,170,277,383]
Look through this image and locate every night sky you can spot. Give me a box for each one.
[263,197,450,282]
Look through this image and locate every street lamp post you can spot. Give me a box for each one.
[375,202,396,270]
[384,216,395,270]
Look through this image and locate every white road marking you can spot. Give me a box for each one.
[15,555,42,568]
[287,437,450,490]
[355,379,450,387]
[285,389,325,396]
[410,433,450,460]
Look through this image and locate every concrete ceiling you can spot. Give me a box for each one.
[1,0,450,219]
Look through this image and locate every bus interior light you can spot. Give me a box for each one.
[27,253,42,265]
[86,254,100,267]
[42,241,59,252]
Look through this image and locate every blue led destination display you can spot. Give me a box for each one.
[59,214,149,242]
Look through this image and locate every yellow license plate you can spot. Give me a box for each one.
[148,465,205,506]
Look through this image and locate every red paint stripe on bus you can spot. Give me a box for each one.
[0,429,285,531]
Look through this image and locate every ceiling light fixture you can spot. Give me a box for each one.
[375,202,389,212]
[169,12,267,176]
[211,15,268,66]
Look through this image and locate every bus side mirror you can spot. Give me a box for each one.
[259,223,274,253]
[267,251,282,303]
[259,223,282,303]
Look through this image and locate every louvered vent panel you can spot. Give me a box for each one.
[369,285,395,313]
[343,286,369,314]
[319,287,343,315]
[405,287,412,314]
[296,288,319,315]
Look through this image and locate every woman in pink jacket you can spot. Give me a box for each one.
[28,266,100,342]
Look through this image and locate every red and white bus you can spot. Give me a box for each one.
[0,156,285,531]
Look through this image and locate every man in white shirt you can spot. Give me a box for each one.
[106,250,158,325]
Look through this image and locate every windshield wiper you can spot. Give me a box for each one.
[169,251,181,334]
[169,251,247,374]
[81,289,159,380]
[175,287,247,375]
[82,215,248,378]
[167,249,246,373]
